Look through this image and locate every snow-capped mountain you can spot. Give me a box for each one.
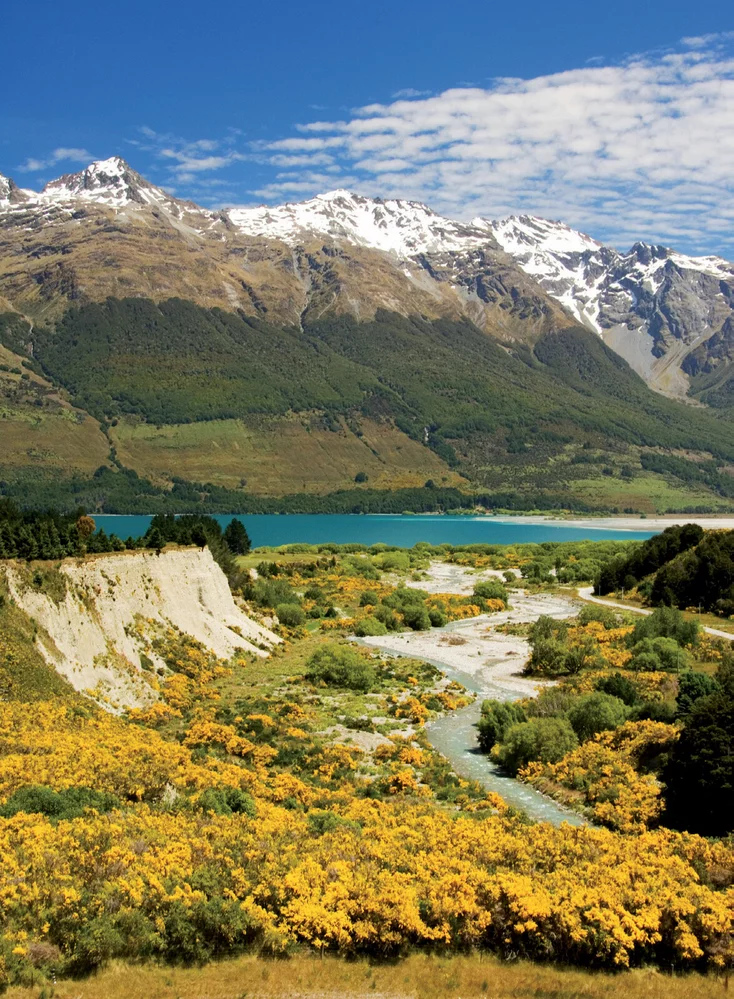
[40,156,165,207]
[484,214,733,333]
[480,215,734,396]
[2,157,205,222]
[226,189,491,257]
[2,156,734,400]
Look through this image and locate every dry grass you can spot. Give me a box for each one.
[566,473,725,515]
[6,953,727,999]
[439,634,468,646]
[0,346,110,473]
[111,414,461,495]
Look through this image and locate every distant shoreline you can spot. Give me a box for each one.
[91,512,734,533]
[487,514,734,532]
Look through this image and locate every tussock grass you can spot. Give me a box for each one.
[6,953,726,999]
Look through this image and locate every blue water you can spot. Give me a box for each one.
[92,513,655,548]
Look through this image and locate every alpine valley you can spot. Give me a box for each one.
[2,156,734,515]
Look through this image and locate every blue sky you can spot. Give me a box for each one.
[3,0,734,253]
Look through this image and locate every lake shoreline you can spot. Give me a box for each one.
[489,513,734,531]
[93,511,734,532]
[92,513,657,548]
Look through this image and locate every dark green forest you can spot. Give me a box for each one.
[596,524,734,617]
[16,300,734,462]
[1,466,606,516]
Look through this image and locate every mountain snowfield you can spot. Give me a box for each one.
[2,156,734,399]
[227,188,492,257]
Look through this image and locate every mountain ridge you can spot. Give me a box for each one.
[2,157,733,402]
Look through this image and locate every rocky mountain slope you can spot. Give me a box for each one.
[223,190,734,401]
[0,159,564,341]
[2,158,732,402]
[482,215,734,400]
[3,547,279,709]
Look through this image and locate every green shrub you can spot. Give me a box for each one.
[628,650,663,672]
[563,640,601,674]
[372,552,411,572]
[428,607,448,627]
[595,672,639,706]
[664,659,734,835]
[305,644,376,692]
[354,616,388,637]
[0,785,120,821]
[567,692,628,742]
[67,917,125,973]
[383,586,428,609]
[676,670,719,715]
[306,809,360,836]
[477,700,526,751]
[524,687,579,718]
[196,787,256,818]
[496,717,578,775]
[473,579,508,602]
[253,578,300,608]
[529,615,568,643]
[359,589,380,606]
[527,638,569,675]
[373,604,401,631]
[276,604,306,627]
[344,556,380,580]
[629,606,699,648]
[629,637,689,671]
[402,604,432,631]
[629,700,677,723]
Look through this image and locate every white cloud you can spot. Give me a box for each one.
[130,128,245,181]
[18,147,92,172]
[391,88,432,99]
[255,35,734,253]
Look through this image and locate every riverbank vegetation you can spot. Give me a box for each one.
[479,599,733,837]
[595,523,734,617]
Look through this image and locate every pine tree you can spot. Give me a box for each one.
[146,528,165,555]
[223,518,251,555]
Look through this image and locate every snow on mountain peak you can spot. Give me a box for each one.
[480,214,602,258]
[40,157,166,207]
[225,189,489,257]
[0,173,30,207]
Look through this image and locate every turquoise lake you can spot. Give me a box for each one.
[93,514,655,548]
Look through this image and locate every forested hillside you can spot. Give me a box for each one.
[4,301,734,512]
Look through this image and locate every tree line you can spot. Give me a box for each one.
[0,502,251,573]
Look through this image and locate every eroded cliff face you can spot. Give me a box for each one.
[3,547,279,709]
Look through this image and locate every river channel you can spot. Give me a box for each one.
[358,578,588,827]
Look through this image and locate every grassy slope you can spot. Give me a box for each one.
[0,345,110,475]
[111,414,463,494]
[0,566,78,701]
[565,472,723,515]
